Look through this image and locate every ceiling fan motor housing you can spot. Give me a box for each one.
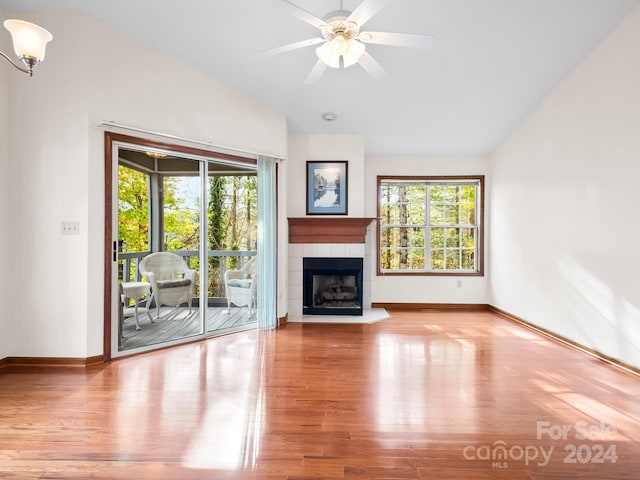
[321,10,359,41]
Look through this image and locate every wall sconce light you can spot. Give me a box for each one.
[1,19,53,77]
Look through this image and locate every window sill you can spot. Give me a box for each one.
[377,270,484,277]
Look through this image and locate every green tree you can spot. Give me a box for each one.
[398,185,408,269]
[208,176,227,296]
[163,176,200,252]
[244,176,257,251]
[118,165,149,253]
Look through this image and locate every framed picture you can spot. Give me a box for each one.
[306,161,348,215]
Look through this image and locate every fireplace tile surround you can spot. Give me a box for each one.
[287,218,375,318]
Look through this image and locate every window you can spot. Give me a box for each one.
[377,176,484,275]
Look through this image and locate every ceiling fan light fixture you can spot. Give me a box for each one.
[316,34,365,69]
[329,34,348,57]
[316,40,340,68]
[342,38,365,67]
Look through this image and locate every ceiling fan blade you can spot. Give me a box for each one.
[278,0,327,29]
[257,38,326,57]
[304,59,327,85]
[359,31,435,49]
[358,51,387,80]
[347,0,393,27]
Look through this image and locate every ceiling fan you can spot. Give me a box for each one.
[260,0,434,84]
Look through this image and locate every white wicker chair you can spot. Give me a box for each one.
[224,256,257,316]
[139,252,196,319]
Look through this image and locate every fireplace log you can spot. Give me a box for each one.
[320,285,357,301]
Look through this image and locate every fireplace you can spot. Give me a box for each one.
[303,257,364,315]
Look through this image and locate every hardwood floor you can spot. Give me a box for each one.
[1,310,639,479]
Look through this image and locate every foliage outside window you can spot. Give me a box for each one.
[118,162,257,296]
[206,175,257,296]
[118,164,150,253]
[377,176,484,275]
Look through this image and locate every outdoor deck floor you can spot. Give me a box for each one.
[120,305,255,351]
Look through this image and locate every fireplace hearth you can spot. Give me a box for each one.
[303,257,363,315]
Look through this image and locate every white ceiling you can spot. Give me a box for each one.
[1,0,638,155]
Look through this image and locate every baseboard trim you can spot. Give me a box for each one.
[488,305,640,377]
[372,302,489,311]
[371,302,639,376]
[0,355,104,369]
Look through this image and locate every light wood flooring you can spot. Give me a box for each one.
[120,305,256,350]
[2,309,640,479]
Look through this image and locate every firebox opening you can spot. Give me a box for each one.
[303,257,363,315]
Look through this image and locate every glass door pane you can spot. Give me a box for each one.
[206,172,258,335]
[115,149,205,354]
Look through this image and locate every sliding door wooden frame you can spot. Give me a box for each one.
[103,132,256,361]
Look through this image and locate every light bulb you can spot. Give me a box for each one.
[328,34,348,57]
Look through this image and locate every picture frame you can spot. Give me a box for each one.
[306,161,348,215]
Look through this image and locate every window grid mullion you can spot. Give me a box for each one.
[425,185,431,272]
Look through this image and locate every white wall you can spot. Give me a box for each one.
[0,7,9,359]
[287,135,365,217]
[365,155,490,304]
[490,7,640,368]
[5,11,287,358]
[284,141,490,308]
[285,135,367,317]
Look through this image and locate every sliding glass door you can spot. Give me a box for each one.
[109,135,258,358]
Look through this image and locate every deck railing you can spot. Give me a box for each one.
[119,250,256,298]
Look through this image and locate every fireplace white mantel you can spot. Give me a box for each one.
[287,218,376,319]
